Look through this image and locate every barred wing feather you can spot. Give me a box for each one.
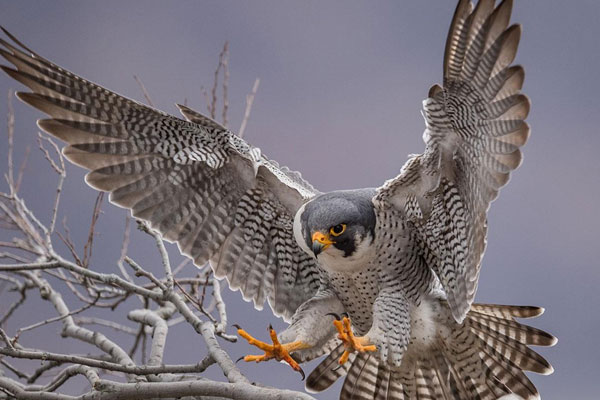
[374,0,529,323]
[0,29,322,320]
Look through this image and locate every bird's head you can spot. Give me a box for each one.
[293,189,376,272]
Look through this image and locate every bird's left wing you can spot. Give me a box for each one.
[0,29,323,321]
[374,0,529,323]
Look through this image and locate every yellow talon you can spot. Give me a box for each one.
[235,324,309,379]
[333,316,377,365]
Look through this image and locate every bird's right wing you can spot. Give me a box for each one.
[0,29,323,321]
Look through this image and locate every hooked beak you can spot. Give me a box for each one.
[312,231,334,256]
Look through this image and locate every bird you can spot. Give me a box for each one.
[0,0,556,399]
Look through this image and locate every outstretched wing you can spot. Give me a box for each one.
[0,29,322,320]
[374,0,529,323]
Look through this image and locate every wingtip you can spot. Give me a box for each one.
[537,306,545,316]
[500,0,514,15]
[547,333,558,348]
[14,90,34,105]
[0,26,37,56]
[542,364,555,375]
[0,64,18,79]
[513,22,523,37]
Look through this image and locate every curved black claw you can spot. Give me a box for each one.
[298,366,306,381]
[341,312,350,319]
[235,355,245,364]
[326,312,341,321]
[233,323,242,330]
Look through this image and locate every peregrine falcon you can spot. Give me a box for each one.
[0,0,555,399]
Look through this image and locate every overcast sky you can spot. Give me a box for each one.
[1,1,599,399]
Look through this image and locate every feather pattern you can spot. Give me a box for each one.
[374,0,529,323]
[0,28,322,321]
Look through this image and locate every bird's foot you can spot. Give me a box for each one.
[332,315,376,365]
[235,324,308,379]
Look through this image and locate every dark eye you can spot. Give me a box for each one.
[330,224,346,237]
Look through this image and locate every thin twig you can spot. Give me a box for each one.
[0,287,26,327]
[199,270,211,307]
[13,145,30,193]
[128,323,146,359]
[117,215,132,281]
[0,327,14,349]
[75,317,138,335]
[133,75,155,107]
[6,89,14,190]
[239,78,260,138]
[0,359,30,381]
[27,361,62,384]
[82,193,104,268]
[221,41,229,127]
[124,256,166,291]
[14,294,100,339]
[57,217,83,266]
[172,258,190,277]
[36,133,64,175]
[209,41,229,121]
[0,251,29,263]
[37,133,66,239]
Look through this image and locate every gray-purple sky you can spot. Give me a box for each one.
[1,1,599,398]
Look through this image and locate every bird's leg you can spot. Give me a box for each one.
[333,315,377,365]
[235,324,311,379]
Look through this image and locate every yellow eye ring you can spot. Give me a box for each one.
[330,224,346,237]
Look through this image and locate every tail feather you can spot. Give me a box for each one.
[469,312,556,347]
[470,304,544,319]
[415,359,447,400]
[373,363,392,400]
[470,321,554,374]
[340,354,379,400]
[305,303,554,400]
[305,344,354,393]
[479,344,539,399]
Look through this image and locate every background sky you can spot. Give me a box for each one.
[0,1,599,399]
